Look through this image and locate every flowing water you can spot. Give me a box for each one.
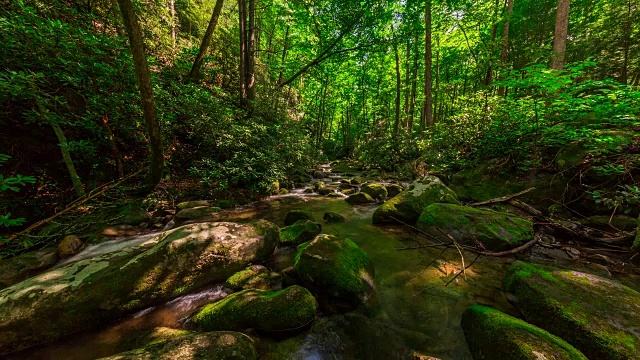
[6,169,632,360]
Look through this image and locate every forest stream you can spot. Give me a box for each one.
[3,166,639,360]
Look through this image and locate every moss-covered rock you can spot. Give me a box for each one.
[461,305,587,360]
[192,285,317,332]
[361,183,388,200]
[176,200,212,210]
[345,192,375,205]
[386,184,404,197]
[118,206,151,226]
[417,203,534,251]
[284,210,315,226]
[99,331,257,360]
[280,220,321,246]
[323,212,346,223]
[293,234,376,310]
[175,206,221,221]
[0,220,279,354]
[225,265,282,291]
[317,187,337,196]
[0,248,57,290]
[503,262,640,360]
[372,176,459,225]
[340,188,356,195]
[351,177,364,185]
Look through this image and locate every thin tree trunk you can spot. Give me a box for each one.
[117,0,164,191]
[409,32,418,134]
[189,0,225,79]
[498,0,513,96]
[277,25,290,84]
[110,0,126,37]
[404,38,411,126]
[170,0,176,51]
[101,115,125,178]
[394,42,401,138]
[422,0,434,133]
[551,0,570,70]
[238,0,248,104]
[434,38,440,124]
[621,0,632,84]
[246,0,256,100]
[51,123,86,197]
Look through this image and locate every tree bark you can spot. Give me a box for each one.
[498,0,513,97]
[169,0,176,51]
[238,0,248,104]
[422,0,434,133]
[117,0,164,191]
[551,0,570,70]
[189,0,225,79]
[394,42,401,138]
[246,0,256,100]
[51,123,86,197]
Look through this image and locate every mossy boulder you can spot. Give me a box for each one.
[317,187,337,196]
[324,212,346,223]
[462,305,587,360]
[0,220,279,354]
[361,183,388,200]
[118,206,151,226]
[225,265,282,291]
[191,285,317,332]
[293,234,376,310]
[175,206,221,221]
[340,188,356,195]
[386,184,404,197]
[417,203,534,251]
[503,262,640,360]
[372,176,459,225]
[579,215,637,232]
[280,220,322,246]
[351,178,364,185]
[99,331,257,360]
[345,192,375,205]
[284,210,315,226]
[0,248,58,290]
[176,200,212,210]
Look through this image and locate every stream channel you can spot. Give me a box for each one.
[4,167,631,360]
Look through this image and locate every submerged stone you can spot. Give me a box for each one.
[345,192,375,205]
[503,262,640,360]
[372,176,459,225]
[417,203,534,251]
[284,210,315,226]
[191,285,317,332]
[99,331,257,360]
[461,305,587,360]
[0,220,279,354]
[280,220,321,247]
[293,234,376,310]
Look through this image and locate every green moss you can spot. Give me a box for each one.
[191,285,317,332]
[417,203,533,251]
[361,183,388,199]
[293,234,375,308]
[279,220,321,246]
[225,265,281,291]
[503,262,640,360]
[372,176,458,225]
[462,305,587,360]
[284,210,315,226]
[345,192,375,205]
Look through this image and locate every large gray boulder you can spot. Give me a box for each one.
[0,221,279,354]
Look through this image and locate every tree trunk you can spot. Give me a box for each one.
[101,115,125,178]
[409,32,418,134]
[277,25,290,84]
[170,0,176,51]
[246,0,256,100]
[394,42,401,138]
[621,0,632,84]
[51,123,86,197]
[110,0,126,37]
[551,0,570,70]
[117,0,164,191]
[422,0,434,133]
[498,0,513,97]
[189,0,225,79]
[238,0,248,104]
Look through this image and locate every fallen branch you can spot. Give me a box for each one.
[472,237,539,257]
[468,187,536,207]
[6,170,142,244]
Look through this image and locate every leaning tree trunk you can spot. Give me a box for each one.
[117,0,164,192]
[189,0,225,79]
[551,0,570,70]
[51,123,86,197]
